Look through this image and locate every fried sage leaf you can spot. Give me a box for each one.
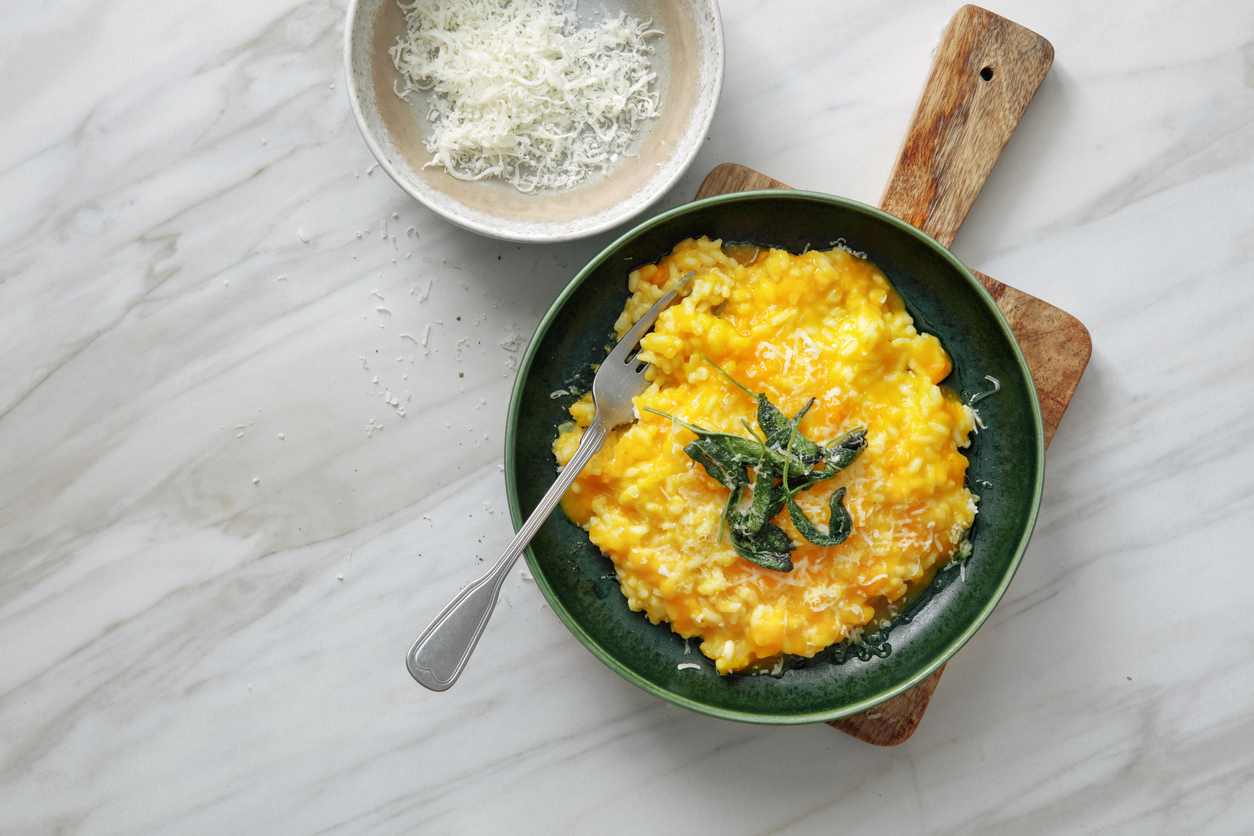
[761,397,824,466]
[785,486,853,547]
[727,463,787,538]
[823,428,868,471]
[793,427,868,488]
[684,436,753,488]
[728,520,795,572]
[720,486,794,572]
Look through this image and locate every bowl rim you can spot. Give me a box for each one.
[342,0,726,244]
[505,189,1045,723]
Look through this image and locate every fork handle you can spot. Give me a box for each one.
[406,419,609,691]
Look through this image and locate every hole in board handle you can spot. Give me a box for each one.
[979,66,994,81]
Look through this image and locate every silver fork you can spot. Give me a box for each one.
[406,273,693,691]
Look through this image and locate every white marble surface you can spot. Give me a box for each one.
[3,0,1253,832]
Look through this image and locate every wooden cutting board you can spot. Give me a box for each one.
[695,5,1091,745]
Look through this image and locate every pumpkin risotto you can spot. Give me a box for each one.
[553,237,978,674]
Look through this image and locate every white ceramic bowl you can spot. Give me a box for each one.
[344,0,724,243]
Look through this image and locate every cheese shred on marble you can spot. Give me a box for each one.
[390,0,661,191]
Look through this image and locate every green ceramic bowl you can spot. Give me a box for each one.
[505,191,1044,724]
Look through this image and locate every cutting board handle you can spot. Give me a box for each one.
[879,5,1053,248]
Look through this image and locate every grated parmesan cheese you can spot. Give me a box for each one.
[389,0,662,192]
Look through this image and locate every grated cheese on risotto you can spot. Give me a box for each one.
[553,237,980,674]
[390,0,662,192]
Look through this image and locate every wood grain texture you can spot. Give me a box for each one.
[691,7,1087,748]
[694,163,788,198]
[971,270,1091,446]
[879,5,1054,248]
